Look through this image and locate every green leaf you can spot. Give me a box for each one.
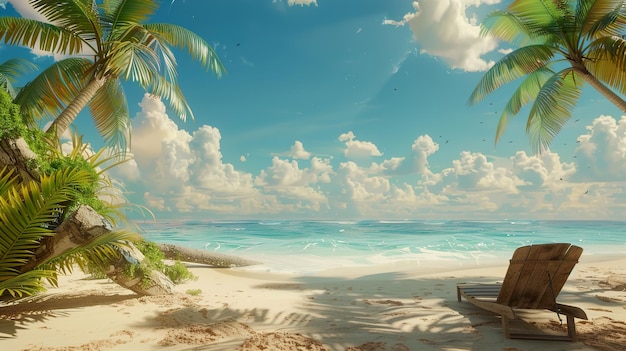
[88,79,130,152]
[527,68,584,153]
[469,44,555,105]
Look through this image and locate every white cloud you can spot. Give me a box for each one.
[7,0,45,21]
[111,96,626,219]
[389,0,499,72]
[288,140,311,159]
[411,135,439,174]
[511,150,576,189]
[442,151,522,193]
[574,115,626,182]
[339,131,383,158]
[254,156,332,211]
[122,94,262,214]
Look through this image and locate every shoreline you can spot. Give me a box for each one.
[1,255,625,350]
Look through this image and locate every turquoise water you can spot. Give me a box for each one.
[138,220,626,273]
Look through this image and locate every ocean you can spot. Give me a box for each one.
[138,220,626,274]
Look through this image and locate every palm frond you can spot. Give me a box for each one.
[30,0,101,43]
[0,167,17,198]
[102,0,159,28]
[495,65,554,143]
[588,55,626,95]
[88,79,130,152]
[508,0,562,27]
[0,17,84,55]
[0,166,92,281]
[0,58,38,98]
[0,268,56,298]
[481,10,532,43]
[14,58,92,125]
[579,0,626,38]
[106,40,160,82]
[39,229,139,277]
[144,23,226,77]
[586,35,626,88]
[469,44,555,105]
[527,68,584,153]
[144,73,193,122]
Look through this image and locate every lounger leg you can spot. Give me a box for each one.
[567,315,576,340]
[501,316,511,339]
[457,286,462,302]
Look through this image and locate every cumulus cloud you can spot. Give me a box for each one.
[511,150,576,189]
[339,131,383,159]
[387,0,499,72]
[288,141,311,159]
[254,156,332,211]
[120,94,261,213]
[574,115,626,182]
[110,96,626,219]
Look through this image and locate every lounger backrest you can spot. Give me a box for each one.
[496,243,583,309]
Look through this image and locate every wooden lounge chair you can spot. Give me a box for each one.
[457,243,587,340]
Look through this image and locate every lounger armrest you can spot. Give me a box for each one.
[553,303,587,320]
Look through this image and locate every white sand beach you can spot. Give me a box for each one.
[1,255,625,351]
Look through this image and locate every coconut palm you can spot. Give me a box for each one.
[0,0,224,151]
[469,0,626,153]
[0,58,37,99]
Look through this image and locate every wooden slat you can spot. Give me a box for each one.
[536,246,583,308]
[496,245,531,304]
[517,244,568,308]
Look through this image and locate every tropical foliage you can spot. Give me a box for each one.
[0,87,140,299]
[0,0,225,151]
[0,58,37,99]
[469,0,626,153]
[0,165,138,299]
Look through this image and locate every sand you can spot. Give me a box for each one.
[1,255,625,351]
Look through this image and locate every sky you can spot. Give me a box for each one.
[2,0,626,221]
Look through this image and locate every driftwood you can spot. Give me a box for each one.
[158,243,261,268]
[30,205,175,296]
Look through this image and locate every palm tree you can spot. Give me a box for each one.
[0,58,37,99]
[469,0,626,153]
[0,0,225,151]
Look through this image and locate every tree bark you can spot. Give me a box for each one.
[45,76,107,138]
[158,243,261,268]
[0,137,39,183]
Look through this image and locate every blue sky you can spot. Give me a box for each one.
[3,0,626,220]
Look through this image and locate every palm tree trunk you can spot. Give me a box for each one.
[45,76,107,138]
[574,67,626,112]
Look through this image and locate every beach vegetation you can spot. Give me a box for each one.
[469,0,626,153]
[0,0,225,151]
[118,240,196,287]
[0,89,143,299]
[0,164,138,299]
[185,288,202,296]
